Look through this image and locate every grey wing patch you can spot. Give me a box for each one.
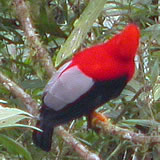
[44,61,71,93]
[43,66,94,111]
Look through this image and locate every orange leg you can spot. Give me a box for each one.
[87,111,109,132]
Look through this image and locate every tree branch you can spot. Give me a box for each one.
[13,0,56,77]
[56,126,101,160]
[93,112,160,145]
[0,71,38,115]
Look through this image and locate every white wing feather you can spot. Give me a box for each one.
[43,65,94,111]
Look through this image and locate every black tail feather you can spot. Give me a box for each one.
[32,105,55,152]
[32,120,53,152]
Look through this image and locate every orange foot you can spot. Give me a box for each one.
[87,111,109,132]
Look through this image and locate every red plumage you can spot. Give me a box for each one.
[69,24,139,81]
[32,24,140,151]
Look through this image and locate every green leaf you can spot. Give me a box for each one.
[151,59,159,83]
[128,79,143,92]
[33,1,67,38]
[154,83,160,101]
[0,134,32,160]
[20,79,46,89]
[0,107,41,131]
[0,106,33,119]
[121,119,160,128]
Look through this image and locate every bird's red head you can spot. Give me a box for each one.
[106,24,140,61]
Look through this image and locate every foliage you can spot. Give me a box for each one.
[0,0,160,159]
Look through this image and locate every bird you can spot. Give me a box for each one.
[32,24,140,152]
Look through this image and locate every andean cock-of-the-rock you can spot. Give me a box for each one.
[32,24,140,152]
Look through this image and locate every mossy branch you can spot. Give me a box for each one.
[13,0,56,77]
